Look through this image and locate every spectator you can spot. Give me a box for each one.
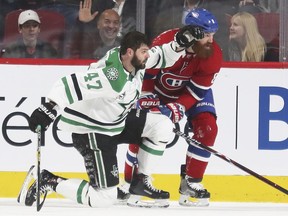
[238,0,269,14]
[224,11,266,62]
[88,0,136,39]
[1,9,58,58]
[112,0,136,38]
[259,0,279,12]
[182,0,204,24]
[201,0,269,54]
[0,0,43,43]
[69,2,121,59]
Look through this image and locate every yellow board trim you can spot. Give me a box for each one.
[1,172,288,202]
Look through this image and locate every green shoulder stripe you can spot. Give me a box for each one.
[102,48,127,93]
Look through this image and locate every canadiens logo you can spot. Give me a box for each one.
[106,67,119,80]
[159,72,190,91]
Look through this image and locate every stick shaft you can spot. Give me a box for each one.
[36,126,41,211]
[173,128,288,195]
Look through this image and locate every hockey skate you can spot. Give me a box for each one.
[17,165,58,206]
[17,165,36,205]
[117,182,131,204]
[179,175,210,207]
[127,173,170,208]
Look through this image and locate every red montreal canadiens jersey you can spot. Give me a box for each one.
[144,28,222,110]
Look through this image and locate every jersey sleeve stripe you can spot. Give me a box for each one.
[148,52,161,69]
[61,76,74,104]
[64,107,127,126]
[186,80,210,100]
[71,73,83,101]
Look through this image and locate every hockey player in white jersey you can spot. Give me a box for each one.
[18,28,204,208]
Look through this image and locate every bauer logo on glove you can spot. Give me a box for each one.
[29,102,57,132]
[135,93,160,109]
[38,104,57,121]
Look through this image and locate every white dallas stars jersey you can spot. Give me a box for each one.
[47,43,183,136]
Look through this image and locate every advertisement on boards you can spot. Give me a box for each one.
[0,64,287,176]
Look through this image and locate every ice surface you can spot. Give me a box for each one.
[1,198,288,216]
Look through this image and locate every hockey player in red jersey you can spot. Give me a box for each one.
[119,8,222,207]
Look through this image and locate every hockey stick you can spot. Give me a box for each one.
[36,126,47,211]
[173,128,288,195]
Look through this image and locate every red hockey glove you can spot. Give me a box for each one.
[150,103,185,123]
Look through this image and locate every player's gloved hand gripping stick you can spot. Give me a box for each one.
[136,93,185,124]
[29,102,57,132]
[18,102,58,211]
[32,102,57,211]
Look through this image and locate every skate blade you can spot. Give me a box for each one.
[17,165,36,205]
[127,195,169,208]
[116,200,128,205]
[179,194,209,207]
[116,197,130,205]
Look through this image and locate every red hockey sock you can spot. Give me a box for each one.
[124,144,139,183]
[186,156,208,180]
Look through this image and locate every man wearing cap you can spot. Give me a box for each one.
[1,10,58,58]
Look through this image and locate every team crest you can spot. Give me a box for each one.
[106,67,119,80]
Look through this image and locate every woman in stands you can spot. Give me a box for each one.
[224,11,266,62]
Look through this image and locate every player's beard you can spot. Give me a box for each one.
[131,54,146,71]
[193,42,214,58]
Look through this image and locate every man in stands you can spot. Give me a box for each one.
[1,10,58,58]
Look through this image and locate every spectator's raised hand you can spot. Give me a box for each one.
[79,0,98,23]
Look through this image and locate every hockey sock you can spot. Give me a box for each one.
[186,112,217,179]
[124,144,139,183]
[186,156,208,180]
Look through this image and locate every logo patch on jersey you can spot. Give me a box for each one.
[117,91,126,100]
[106,67,119,80]
[159,72,190,91]
[111,165,119,178]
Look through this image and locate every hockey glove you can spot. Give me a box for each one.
[150,103,185,123]
[29,102,57,132]
[175,25,204,48]
[135,92,160,109]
